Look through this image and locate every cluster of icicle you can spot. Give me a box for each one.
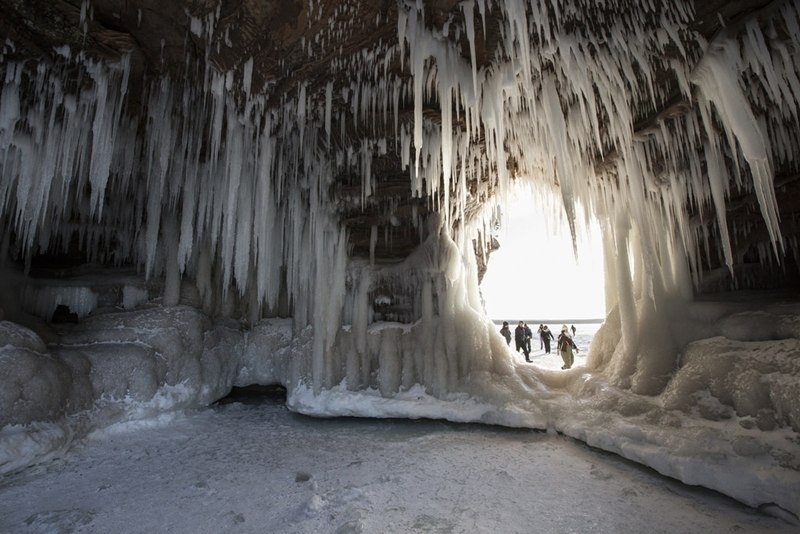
[1,0,799,393]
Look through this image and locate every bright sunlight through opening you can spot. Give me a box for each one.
[480,188,605,322]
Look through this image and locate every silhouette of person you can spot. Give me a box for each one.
[537,324,544,349]
[514,321,531,362]
[499,321,511,345]
[571,324,576,336]
[540,325,554,354]
[523,322,533,355]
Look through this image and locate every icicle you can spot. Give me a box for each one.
[242,57,253,96]
[297,83,307,149]
[369,224,378,266]
[703,141,734,272]
[461,1,478,102]
[324,80,333,145]
[693,40,783,256]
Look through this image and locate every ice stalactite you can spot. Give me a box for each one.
[161,214,181,307]
[693,40,782,256]
[0,0,799,400]
[0,52,347,377]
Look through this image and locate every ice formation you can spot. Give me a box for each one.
[1,0,799,519]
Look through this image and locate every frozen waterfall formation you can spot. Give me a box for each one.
[1,0,799,520]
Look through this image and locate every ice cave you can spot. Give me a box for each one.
[1,0,799,529]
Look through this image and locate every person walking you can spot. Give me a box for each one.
[540,325,555,354]
[558,325,578,369]
[523,322,533,355]
[571,324,576,337]
[537,324,544,349]
[514,321,531,362]
[499,321,511,345]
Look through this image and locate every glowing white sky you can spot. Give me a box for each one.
[480,191,606,321]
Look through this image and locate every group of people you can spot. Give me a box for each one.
[499,321,578,369]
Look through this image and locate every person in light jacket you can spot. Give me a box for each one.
[557,324,578,369]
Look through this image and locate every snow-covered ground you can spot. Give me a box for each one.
[0,391,794,534]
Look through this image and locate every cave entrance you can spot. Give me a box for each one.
[480,193,605,321]
[479,190,606,368]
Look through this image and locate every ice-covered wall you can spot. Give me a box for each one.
[0,1,799,401]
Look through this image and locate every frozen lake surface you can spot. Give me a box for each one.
[0,388,792,534]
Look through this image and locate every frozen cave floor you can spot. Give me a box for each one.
[0,393,797,534]
[0,294,799,526]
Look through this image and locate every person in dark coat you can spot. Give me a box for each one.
[514,321,531,361]
[523,322,533,355]
[540,325,555,354]
[499,321,512,345]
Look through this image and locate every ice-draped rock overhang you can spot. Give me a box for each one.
[1,0,800,518]
[2,0,798,377]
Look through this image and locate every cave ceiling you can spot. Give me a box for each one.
[1,0,798,282]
